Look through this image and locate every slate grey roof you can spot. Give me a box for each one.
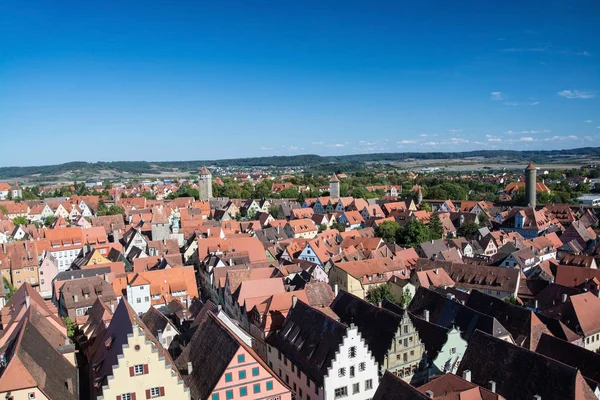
[331,290,402,367]
[535,332,600,386]
[407,287,511,342]
[373,371,429,400]
[265,299,347,387]
[457,330,597,400]
[175,311,241,400]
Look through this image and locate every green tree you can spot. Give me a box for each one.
[253,181,272,199]
[399,288,413,308]
[374,221,400,243]
[268,205,280,218]
[330,222,346,233]
[62,316,77,338]
[97,204,125,216]
[504,295,520,306]
[3,278,16,300]
[13,216,28,226]
[279,188,299,199]
[318,224,328,233]
[420,202,432,212]
[142,191,156,200]
[428,213,443,240]
[396,219,432,247]
[366,284,395,305]
[44,215,57,227]
[458,221,480,237]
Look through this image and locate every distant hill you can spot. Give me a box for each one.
[2,147,600,181]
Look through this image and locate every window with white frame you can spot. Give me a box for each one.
[150,387,160,397]
[134,364,144,375]
[121,394,132,400]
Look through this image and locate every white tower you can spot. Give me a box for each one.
[330,173,340,199]
[198,166,213,201]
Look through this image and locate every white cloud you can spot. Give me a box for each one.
[260,147,273,151]
[328,143,344,148]
[585,136,594,141]
[503,102,519,106]
[520,137,535,142]
[505,130,551,135]
[449,129,462,133]
[542,135,579,142]
[311,141,324,145]
[558,90,595,99]
[584,120,593,123]
[450,138,469,143]
[530,101,540,106]
[422,141,439,146]
[398,140,417,144]
[490,92,503,100]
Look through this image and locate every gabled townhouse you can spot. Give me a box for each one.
[334,197,355,213]
[44,226,86,272]
[112,266,199,315]
[58,275,117,322]
[141,306,181,352]
[540,291,600,352]
[0,241,39,289]
[0,311,78,400]
[86,299,190,400]
[0,182,10,200]
[328,258,409,300]
[223,274,286,325]
[495,206,559,238]
[284,218,318,239]
[120,226,149,258]
[338,211,364,230]
[175,309,292,400]
[266,299,380,400]
[331,290,428,384]
[561,220,597,249]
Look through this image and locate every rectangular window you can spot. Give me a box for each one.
[150,387,161,398]
[353,383,360,394]
[239,370,246,380]
[348,346,357,358]
[338,367,346,377]
[297,368,301,378]
[121,394,132,400]
[350,366,355,378]
[334,387,348,398]
[253,384,261,394]
[252,367,259,377]
[359,362,366,371]
[226,390,233,400]
[365,379,373,390]
[238,354,245,363]
[239,387,247,397]
[266,381,273,391]
[134,364,145,375]
[212,394,219,400]
[225,373,232,382]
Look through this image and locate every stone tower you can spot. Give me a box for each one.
[329,173,340,199]
[525,162,537,208]
[198,166,213,201]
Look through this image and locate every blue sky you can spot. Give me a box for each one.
[1,0,599,166]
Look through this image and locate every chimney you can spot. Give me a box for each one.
[334,284,339,296]
[434,268,438,275]
[562,293,568,303]
[424,309,430,322]
[425,390,434,398]
[187,361,193,375]
[292,295,298,308]
[73,294,79,302]
[462,369,471,382]
[489,380,496,393]
[378,301,382,308]
[25,295,30,308]
[533,300,538,310]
